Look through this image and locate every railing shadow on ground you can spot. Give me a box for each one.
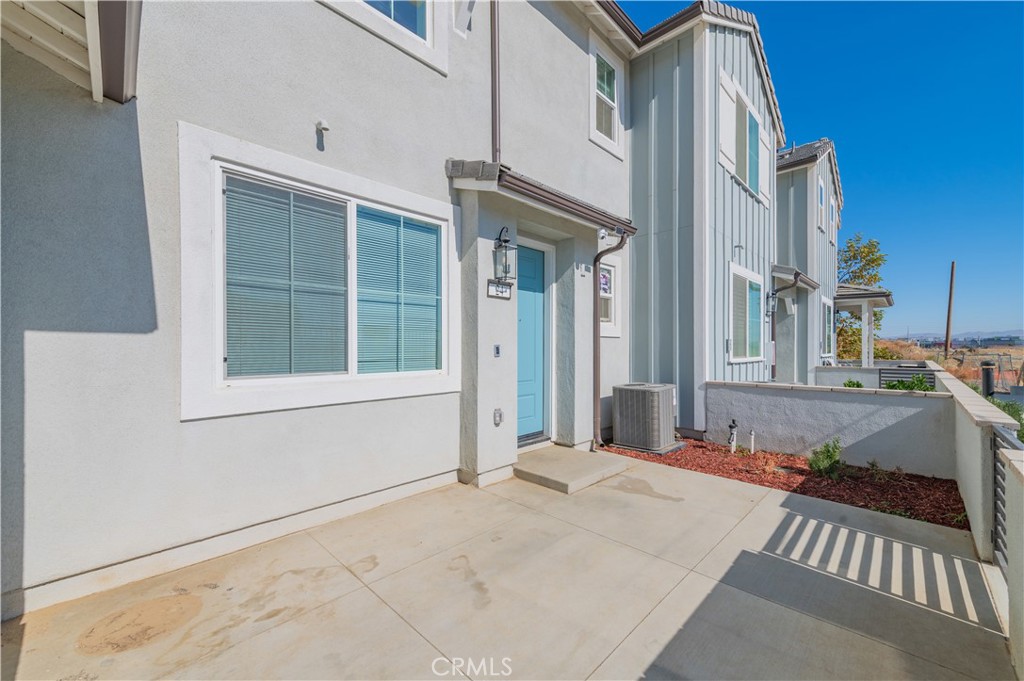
[641,495,1014,680]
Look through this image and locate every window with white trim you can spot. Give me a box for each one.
[730,265,764,361]
[822,298,834,356]
[319,0,449,74]
[178,122,457,420]
[223,174,442,379]
[718,70,771,202]
[366,0,427,38]
[589,31,625,158]
[599,265,614,324]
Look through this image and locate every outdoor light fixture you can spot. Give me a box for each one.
[493,226,517,283]
[766,290,779,319]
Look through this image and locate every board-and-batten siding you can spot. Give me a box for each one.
[707,24,775,385]
[630,24,776,433]
[630,29,697,427]
[809,155,838,363]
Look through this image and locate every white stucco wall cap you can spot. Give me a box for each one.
[999,449,1024,484]
[937,371,1020,428]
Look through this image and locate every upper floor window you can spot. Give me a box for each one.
[719,69,771,203]
[366,0,427,39]
[729,263,764,362]
[319,0,449,74]
[589,31,625,159]
[595,55,617,142]
[818,179,826,227]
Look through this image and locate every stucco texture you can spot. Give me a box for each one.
[705,383,956,478]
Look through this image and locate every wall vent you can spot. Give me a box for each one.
[612,383,677,452]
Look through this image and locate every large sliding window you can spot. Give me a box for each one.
[223,174,442,381]
[730,265,763,362]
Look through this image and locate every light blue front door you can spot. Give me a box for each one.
[517,246,546,439]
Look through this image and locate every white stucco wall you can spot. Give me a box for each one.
[499,1,630,218]
[705,382,956,478]
[999,449,1024,675]
[934,372,1020,562]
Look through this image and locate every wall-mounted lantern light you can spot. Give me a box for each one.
[766,290,779,320]
[493,226,517,283]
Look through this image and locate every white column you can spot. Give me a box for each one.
[868,303,876,366]
[861,301,874,368]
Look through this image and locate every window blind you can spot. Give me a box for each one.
[225,175,348,378]
[732,273,748,358]
[357,206,441,374]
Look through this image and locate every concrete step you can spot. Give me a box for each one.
[513,445,630,494]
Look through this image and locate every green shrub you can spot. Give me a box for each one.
[873,345,903,361]
[988,396,1024,441]
[843,379,864,388]
[884,374,934,392]
[809,437,845,480]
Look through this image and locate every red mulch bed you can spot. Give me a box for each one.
[604,439,969,530]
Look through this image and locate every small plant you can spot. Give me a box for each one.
[987,396,1024,441]
[948,510,969,526]
[843,379,864,388]
[735,444,749,457]
[884,374,935,392]
[809,437,845,480]
[867,458,888,483]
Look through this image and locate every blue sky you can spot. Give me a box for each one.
[620,1,1024,337]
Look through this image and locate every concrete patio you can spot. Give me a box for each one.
[1,455,1014,680]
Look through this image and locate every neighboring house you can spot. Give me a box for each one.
[626,2,786,435]
[774,138,842,384]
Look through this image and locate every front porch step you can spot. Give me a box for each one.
[513,445,629,494]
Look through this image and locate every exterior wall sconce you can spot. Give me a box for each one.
[493,226,517,283]
[766,290,778,320]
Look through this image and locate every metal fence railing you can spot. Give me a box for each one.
[993,425,1023,577]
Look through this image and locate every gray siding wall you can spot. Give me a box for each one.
[813,154,839,359]
[706,25,776,385]
[630,23,777,433]
[629,29,698,428]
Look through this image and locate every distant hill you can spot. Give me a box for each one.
[885,330,1024,341]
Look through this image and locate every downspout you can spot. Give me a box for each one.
[490,0,501,164]
[592,230,629,450]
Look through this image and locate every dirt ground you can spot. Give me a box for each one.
[604,439,969,530]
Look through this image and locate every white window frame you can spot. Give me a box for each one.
[318,0,450,75]
[598,256,622,338]
[822,297,835,357]
[728,262,765,364]
[718,68,767,205]
[588,29,626,160]
[178,122,460,420]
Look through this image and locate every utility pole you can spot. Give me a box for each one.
[944,261,956,360]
